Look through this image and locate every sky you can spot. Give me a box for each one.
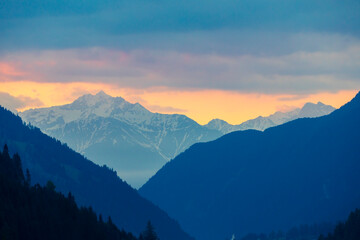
[0,0,359,124]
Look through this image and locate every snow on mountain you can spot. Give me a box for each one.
[298,102,336,118]
[20,91,335,188]
[205,102,335,134]
[20,91,221,188]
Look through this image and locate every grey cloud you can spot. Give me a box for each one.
[1,39,359,94]
[0,0,359,52]
[124,96,188,113]
[0,92,44,112]
[275,105,299,112]
[146,105,188,114]
[277,95,309,102]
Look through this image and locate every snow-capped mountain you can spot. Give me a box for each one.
[205,102,336,134]
[20,91,335,187]
[20,91,222,188]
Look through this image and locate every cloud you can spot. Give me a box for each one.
[125,96,187,113]
[0,92,44,112]
[277,94,309,102]
[276,104,299,113]
[1,1,359,97]
[0,0,359,52]
[146,105,188,114]
[1,39,359,94]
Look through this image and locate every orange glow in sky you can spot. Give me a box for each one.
[0,81,357,125]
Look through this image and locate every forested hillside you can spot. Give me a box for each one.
[0,106,192,240]
[0,145,137,240]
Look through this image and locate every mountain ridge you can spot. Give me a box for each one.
[204,101,335,133]
[139,92,360,240]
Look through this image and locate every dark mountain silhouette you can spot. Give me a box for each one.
[140,92,360,240]
[0,106,193,240]
[0,145,138,240]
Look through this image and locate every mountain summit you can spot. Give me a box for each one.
[20,91,221,187]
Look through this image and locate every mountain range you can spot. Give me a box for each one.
[205,102,335,133]
[20,91,335,187]
[0,105,193,240]
[20,91,221,187]
[139,92,360,240]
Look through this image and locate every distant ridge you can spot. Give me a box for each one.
[0,105,194,240]
[205,102,335,133]
[140,92,360,240]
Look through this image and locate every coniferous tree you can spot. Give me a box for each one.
[141,221,159,240]
[46,180,56,191]
[25,169,31,186]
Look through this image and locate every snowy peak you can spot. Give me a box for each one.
[96,90,109,97]
[72,91,124,108]
[207,119,230,126]
[19,91,222,187]
[21,91,155,126]
[205,119,231,130]
[298,102,336,118]
[205,101,336,134]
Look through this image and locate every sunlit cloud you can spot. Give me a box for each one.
[1,1,359,124]
[0,92,43,112]
[1,44,360,94]
[275,105,299,113]
[0,81,356,124]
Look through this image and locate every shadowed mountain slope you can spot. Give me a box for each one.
[140,92,360,240]
[0,106,193,240]
[0,146,138,240]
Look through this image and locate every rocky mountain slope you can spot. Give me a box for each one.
[20,91,221,187]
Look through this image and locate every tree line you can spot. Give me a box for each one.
[0,144,159,240]
[234,209,359,240]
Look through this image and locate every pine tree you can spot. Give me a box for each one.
[25,169,31,186]
[142,221,159,240]
[2,144,9,158]
[46,180,56,191]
